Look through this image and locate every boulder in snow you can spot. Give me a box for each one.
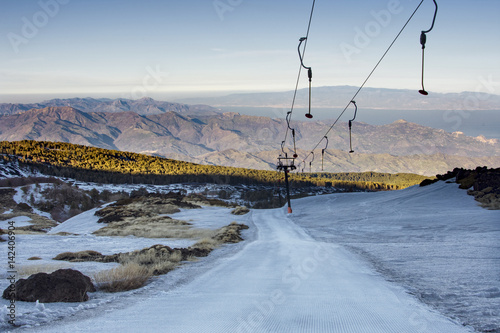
[2,269,96,303]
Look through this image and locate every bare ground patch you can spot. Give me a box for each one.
[91,193,215,238]
[53,221,250,292]
[50,192,249,292]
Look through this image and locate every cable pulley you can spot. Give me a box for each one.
[419,0,438,95]
[348,101,357,153]
[321,136,328,171]
[298,37,313,119]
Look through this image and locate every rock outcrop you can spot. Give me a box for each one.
[2,269,96,303]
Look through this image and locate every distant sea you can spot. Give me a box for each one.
[219,107,500,140]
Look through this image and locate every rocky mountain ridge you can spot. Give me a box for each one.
[179,85,500,110]
[0,106,498,176]
[0,97,220,116]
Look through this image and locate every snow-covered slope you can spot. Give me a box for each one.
[290,181,500,332]
[8,182,493,332]
[1,181,497,332]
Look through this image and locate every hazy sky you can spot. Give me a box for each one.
[1,0,499,102]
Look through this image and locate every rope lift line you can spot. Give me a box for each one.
[300,0,428,165]
[276,0,316,215]
[281,0,316,153]
[321,136,328,171]
[419,0,438,95]
[348,101,357,153]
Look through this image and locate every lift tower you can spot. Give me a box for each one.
[277,155,296,214]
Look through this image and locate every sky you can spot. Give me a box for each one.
[0,0,499,103]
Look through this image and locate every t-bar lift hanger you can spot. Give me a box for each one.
[298,37,313,119]
[419,0,438,95]
[348,100,357,153]
[321,136,328,171]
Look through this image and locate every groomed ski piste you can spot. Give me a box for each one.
[2,181,499,332]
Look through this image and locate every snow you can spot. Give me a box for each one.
[48,204,112,235]
[13,185,52,219]
[170,206,249,229]
[0,216,32,229]
[1,181,497,332]
[289,181,500,332]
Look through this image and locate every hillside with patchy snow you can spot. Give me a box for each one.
[1,179,498,332]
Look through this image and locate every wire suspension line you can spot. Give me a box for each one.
[301,0,428,165]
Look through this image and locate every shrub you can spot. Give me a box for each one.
[93,262,151,292]
[192,237,219,251]
[118,247,184,276]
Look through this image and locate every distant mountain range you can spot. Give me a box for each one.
[0,97,220,116]
[0,104,498,176]
[179,85,500,111]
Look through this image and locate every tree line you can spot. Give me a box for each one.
[0,140,428,190]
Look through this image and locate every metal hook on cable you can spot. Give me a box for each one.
[281,140,287,159]
[348,100,357,153]
[286,111,298,158]
[298,37,313,119]
[419,0,438,95]
[309,151,315,173]
[321,136,328,171]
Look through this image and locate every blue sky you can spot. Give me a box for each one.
[1,0,499,102]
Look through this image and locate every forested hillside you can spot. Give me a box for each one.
[0,141,428,190]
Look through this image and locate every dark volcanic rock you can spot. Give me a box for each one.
[2,269,96,303]
[421,167,500,209]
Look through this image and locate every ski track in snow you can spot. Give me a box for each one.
[16,189,476,333]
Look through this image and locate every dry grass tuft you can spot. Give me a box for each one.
[53,250,103,262]
[93,262,152,292]
[192,237,220,251]
[93,220,215,239]
[231,206,250,215]
[17,263,70,277]
[119,247,185,276]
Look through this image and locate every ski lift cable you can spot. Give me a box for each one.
[301,0,426,163]
[282,0,316,155]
